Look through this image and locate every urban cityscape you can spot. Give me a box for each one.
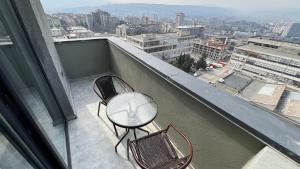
[44,4,300,124]
[1,1,300,169]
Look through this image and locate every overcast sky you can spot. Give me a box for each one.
[41,0,300,10]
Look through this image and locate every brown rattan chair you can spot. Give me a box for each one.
[128,124,193,169]
[93,73,134,137]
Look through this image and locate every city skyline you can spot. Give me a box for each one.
[41,0,300,10]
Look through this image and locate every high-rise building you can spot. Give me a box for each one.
[175,12,185,27]
[47,15,62,29]
[229,37,300,88]
[141,16,149,25]
[282,23,300,38]
[115,24,129,37]
[87,9,119,33]
[160,22,174,33]
[124,16,141,25]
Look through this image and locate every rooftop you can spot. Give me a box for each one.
[248,37,300,49]
[282,91,300,122]
[236,44,300,60]
[128,33,180,41]
[223,73,252,92]
[251,84,286,110]
[194,39,226,50]
[240,80,286,111]
[177,25,205,29]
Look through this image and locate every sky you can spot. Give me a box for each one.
[41,0,300,10]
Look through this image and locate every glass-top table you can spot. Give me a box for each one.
[106,92,158,152]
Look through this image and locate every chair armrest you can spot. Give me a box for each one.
[166,124,193,167]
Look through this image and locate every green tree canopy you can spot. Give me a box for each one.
[170,54,194,73]
[194,53,207,70]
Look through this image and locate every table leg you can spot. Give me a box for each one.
[137,127,150,135]
[115,128,129,152]
[113,124,119,138]
[134,129,137,139]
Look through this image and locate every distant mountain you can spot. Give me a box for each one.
[46,3,300,22]
[246,9,300,22]
[47,3,237,18]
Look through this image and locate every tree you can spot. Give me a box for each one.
[170,54,194,73]
[177,54,186,65]
[161,52,167,61]
[194,53,207,70]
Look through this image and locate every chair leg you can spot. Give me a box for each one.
[127,139,130,159]
[113,124,119,138]
[97,102,101,117]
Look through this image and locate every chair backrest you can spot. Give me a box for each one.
[94,76,117,102]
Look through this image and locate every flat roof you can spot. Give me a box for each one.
[248,37,300,48]
[129,33,179,39]
[194,41,226,50]
[282,91,300,119]
[236,44,300,60]
[251,84,285,107]
[223,73,252,92]
[177,25,204,29]
[241,81,286,111]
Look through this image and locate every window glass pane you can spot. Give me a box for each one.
[0,16,67,163]
[0,131,33,169]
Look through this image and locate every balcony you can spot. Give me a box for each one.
[53,37,300,169]
[0,1,300,168]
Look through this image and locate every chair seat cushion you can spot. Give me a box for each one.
[133,132,179,168]
[151,156,189,169]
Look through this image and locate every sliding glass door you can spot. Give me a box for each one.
[0,1,69,168]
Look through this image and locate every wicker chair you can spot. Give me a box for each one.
[93,73,134,137]
[128,124,193,169]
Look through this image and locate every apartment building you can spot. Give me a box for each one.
[126,33,195,60]
[192,38,226,60]
[176,25,204,38]
[115,24,161,38]
[175,12,185,27]
[282,23,300,38]
[229,37,300,88]
[50,27,64,37]
[66,26,94,38]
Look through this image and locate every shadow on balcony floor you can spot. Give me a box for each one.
[69,75,158,169]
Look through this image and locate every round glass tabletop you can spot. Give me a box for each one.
[106,92,158,128]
